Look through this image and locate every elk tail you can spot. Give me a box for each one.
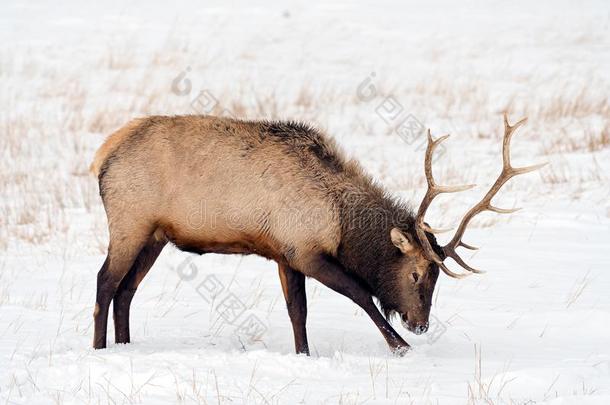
[90,118,145,177]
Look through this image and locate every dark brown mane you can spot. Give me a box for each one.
[336,186,416,316]
[258,120,346,173]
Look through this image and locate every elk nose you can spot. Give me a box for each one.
[414,323,429,335]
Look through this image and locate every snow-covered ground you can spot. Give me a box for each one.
[1,0,609,403]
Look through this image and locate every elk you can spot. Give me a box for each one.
[90,113,543,354]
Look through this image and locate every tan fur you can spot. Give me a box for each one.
[94,116,344,272]
[391,227,429,278]
[390,228,414,253]
[411,250,430,278]
[278,265,290,299]
[90,118,145,177]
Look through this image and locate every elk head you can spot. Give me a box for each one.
[393,114,546,334]
[389,227,441,334]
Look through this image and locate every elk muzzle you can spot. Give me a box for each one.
[401,313,429,335]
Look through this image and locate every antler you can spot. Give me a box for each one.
[414,131,476,279]
[416,114,547,278]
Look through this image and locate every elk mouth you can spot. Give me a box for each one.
[401,313,429,335]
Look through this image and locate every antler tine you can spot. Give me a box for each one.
[423,132,475,193]
[444,250,485,274]
[420,223,453,234]
[422,249,471,279]
[415,130,476,277]
[503,113,548,177]
[488,205,521,214]
[438,261,471,279]
[441,114,546,274]
[459,241,478,250]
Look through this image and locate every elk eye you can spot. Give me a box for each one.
[412,272,419,283]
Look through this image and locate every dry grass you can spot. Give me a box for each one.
[467,344,518,405]
[543,120,610,154]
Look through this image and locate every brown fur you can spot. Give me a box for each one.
[91,115,441,353]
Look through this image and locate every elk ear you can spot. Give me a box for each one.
[390,228,415,254]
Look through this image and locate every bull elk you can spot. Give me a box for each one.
[91,113,543,354]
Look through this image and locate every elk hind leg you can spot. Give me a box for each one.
[93,228,151,349]
[113,235,167,344]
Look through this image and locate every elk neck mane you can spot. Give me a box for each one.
[335,181,418,315]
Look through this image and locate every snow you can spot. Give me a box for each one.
[1,0,609,403]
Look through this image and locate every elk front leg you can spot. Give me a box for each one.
[278,263,309,355]
[300,254,410,355]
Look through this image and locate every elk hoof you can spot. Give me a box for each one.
[391,344,411,357]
